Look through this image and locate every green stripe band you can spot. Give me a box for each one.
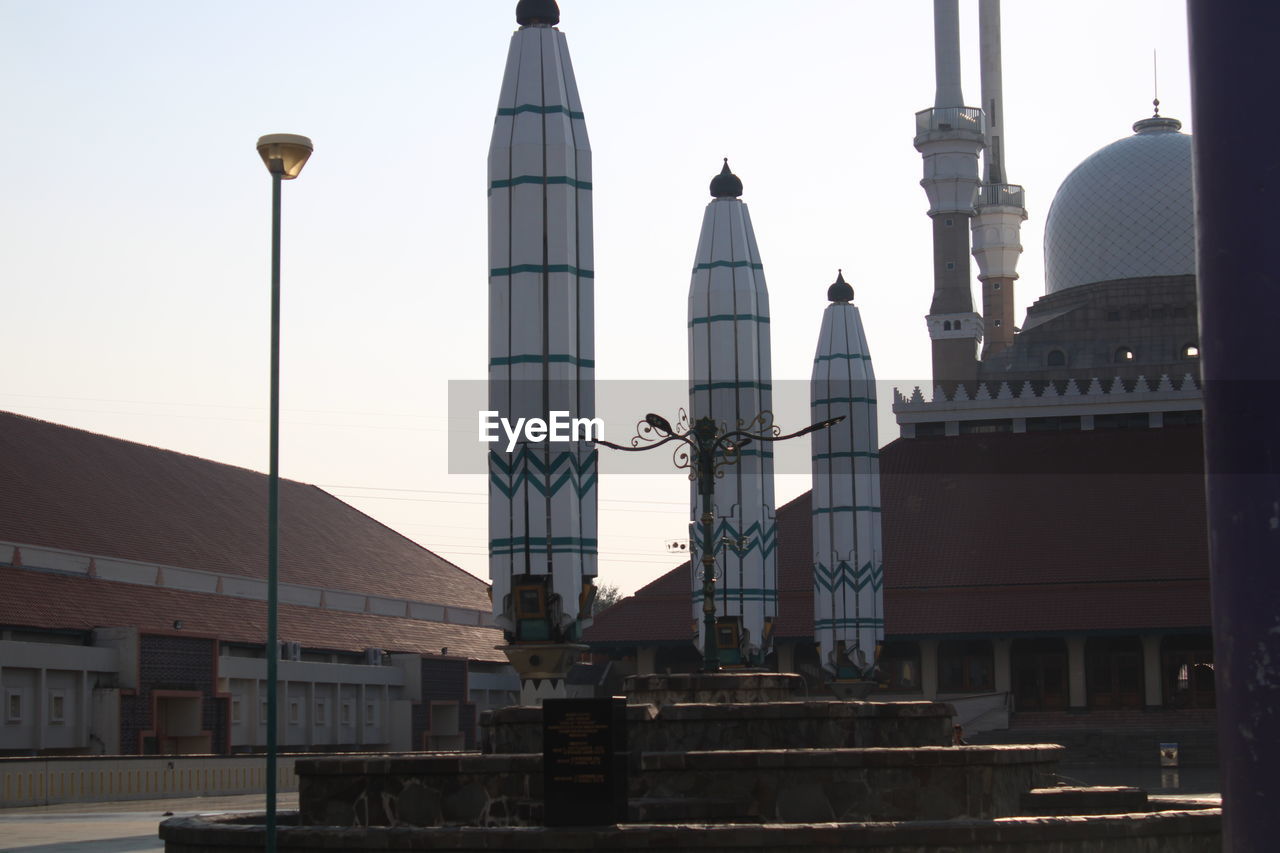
[490,354,595,368]
[813,396,877,406]
[490,536,598,547]
[812,505,882,514]
[690,589,779,599]
[814,618,884,627]
[814,353,871,363]
[491,264,594,279]
[489,174,592,191]
[690,380,773,393]
[812,451,879,461]
[689,313,770,327]
[693,260,764,272]
[497,104,585,119]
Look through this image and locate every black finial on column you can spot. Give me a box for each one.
[516,0,560,27]
[828,270,854,303]
[710,158,744,199]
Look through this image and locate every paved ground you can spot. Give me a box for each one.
[0,783,1219,852]
[0,793,298,853]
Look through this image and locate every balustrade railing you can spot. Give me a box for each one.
[915,106,985,137]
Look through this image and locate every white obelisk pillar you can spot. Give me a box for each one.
[688,161,776,667]
[488,0,597,697]
[811,272,883,681]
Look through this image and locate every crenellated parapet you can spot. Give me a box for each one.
[893,373,1202,437]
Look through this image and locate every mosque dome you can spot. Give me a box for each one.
[1042,115,1195,294]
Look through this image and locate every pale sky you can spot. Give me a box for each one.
[0,1,1191,595]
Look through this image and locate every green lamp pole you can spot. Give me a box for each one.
[255,133,312,853]
[598,411,842,671]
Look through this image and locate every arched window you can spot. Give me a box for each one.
[1115,346,1134,362]
[938,639,994,692]
[1182,343,1200,359]
[1047,350,1066,367]
[1086,636,1144,709]
[942,321,952,331]
[877,642,923,693]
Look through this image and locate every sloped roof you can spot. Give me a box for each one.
[585,559,695,645]
[585,426,1210,645]
[0,411,505,662]
[0,565,506,661]
[0,411,488,609]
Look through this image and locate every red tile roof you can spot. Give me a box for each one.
[0,411,505,662]
[0,565,506,661]
[586,560,695,645]
[0,411,489,609]
[585,426,1211,645]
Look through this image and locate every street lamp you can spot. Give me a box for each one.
[598,411,842,672]
[255,132,312,853]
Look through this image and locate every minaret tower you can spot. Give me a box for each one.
[487,0,597,700]
[971,0,1026,358]
[915,0,985,387]
[810,272,883,685]
[688,161,777,667]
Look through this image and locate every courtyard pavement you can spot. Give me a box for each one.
[0,792,297,853]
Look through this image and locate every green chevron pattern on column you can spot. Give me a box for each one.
[687,519,779,560]
[488,448,598,499]
[813,560,885,594]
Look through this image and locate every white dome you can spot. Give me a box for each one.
[1043,117,1195,294]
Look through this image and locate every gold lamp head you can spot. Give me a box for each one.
[256,133,313,179]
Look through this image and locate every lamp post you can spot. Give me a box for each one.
[598,411,842,671]
[255,133,312,853]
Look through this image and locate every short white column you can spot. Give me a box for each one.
[1142,634,1164,709]
[1066,636,1088,711]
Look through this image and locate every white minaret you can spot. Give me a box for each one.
[688,161,777,667]
[487,0,597,697]
[916,0,985,387]
[811,272,883,682]
[971,0,1026,358]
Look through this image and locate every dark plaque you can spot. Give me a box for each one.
[542,696,627,826]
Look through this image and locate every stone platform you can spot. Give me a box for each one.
[157,675,1223,851]
[481,700,954,754]
[622,671,804,705]
[161,808,1222,852]
[291,743,1062,827]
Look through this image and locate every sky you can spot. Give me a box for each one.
[0,1,1192,596]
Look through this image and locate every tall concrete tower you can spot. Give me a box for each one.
[971,0,1026,358]
[811,272,883,683]
[915,0,985,387]
[688,161,777,667]
[487,0,597,699]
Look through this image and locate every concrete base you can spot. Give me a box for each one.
[501,644,586,681]
[161,809,1222,851]
[828,679,877,700]
[623,671,804,705]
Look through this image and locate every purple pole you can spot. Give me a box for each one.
[1188,2,1280,849]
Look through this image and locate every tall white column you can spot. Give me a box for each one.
[933,0,965,108]
[978,0,1006,183]
[811,272,883,679]
[972,0,1025,358]
[688,161,776,666]
[917,0,985,385]
[487,1,597,652]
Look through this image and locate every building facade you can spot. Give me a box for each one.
[0,411,516,756]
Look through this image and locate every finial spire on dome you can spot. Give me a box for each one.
[1133,53,1180,133]
[827,269,854,303]
[1152,49,1160,116]
[709,158,744,199]
[516,0,559,27]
